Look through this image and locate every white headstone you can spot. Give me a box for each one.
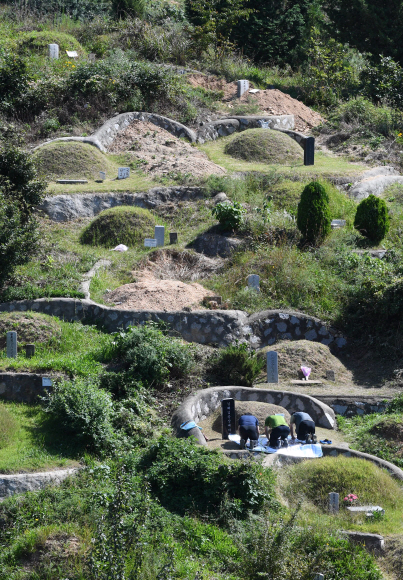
[99,171,106,180]
[118,167,130,180]
[329,492,339,513]
[48,44,59,59]
[154,226,165,247]
[6,331,17,358]
[331,219,346,229]
[247,274,260,292]
[66,50,78,58]
[144,238,157,248]
[266,351,278,383]
[237,79,249,98]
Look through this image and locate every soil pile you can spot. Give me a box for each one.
[107,119,226,178]
[224,128,303,164]
[187,74,324,132]
[138,248,224,281]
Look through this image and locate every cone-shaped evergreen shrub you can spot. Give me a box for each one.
[354,194,390,242]
[297,181,331,245]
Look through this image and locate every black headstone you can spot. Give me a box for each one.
[304,136,315,166]
[221,398,236,439]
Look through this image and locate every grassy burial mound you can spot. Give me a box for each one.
[224,129,303,164]
[33,142,115,181]
[80,206,157,248]
[0,312,62,350]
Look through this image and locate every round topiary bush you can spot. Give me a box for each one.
[354,194,390,242]
[80,206,157,247]
[297,181,331,245]
[224,129,303,164]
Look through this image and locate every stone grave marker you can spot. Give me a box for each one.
[144,238,157,248]
[329,492,339,513]
[48,43,59,59]
[66,50,78,58]
[169,232,178,244]
[25,344,35,358]
[154,225,165,247]
[221,398,235,439]
[99,171,106,180]
[118,167,130,180]
[237,79,249,98]
[88,53,96,63]
[304,137,315,166]
[331,219,346,229]
[6,332,17,358]
[247,274,260,292]
[267,351,279,383]
[314,575,324,580]
[42,377,52,387]
[326,370,335,381]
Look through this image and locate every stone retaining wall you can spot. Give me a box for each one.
[0,468,79,500]
[171,386,336,445]
[196,115,295,144]
[0,373,53,403]
[0,299,345,351]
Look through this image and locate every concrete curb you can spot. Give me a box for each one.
[0,468,79,500]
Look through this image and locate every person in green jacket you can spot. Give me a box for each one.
[265,414,290,448]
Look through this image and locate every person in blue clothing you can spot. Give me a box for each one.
[238,413,259,449]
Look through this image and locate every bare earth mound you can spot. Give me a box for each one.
[187,74,324,133]
[107,119,225,178]
[105,272,212,311]
[138,248,224,281]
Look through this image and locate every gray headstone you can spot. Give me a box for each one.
[6,332,17,358]
[25,344,35,358]
[237,79,249,98]
[118,167,130,180]
[247,274,260,292]
[169,232,178,244]
[221,398,235,439]
[144,238,157,248]
[304,137,315,166]
[99,171,106,180]
[329,492,339,513]
[154,226,165,247]
[88,53,96,63]
[326,370,335,381]
[266,351,278,383]
[314,575,324,580]
[48,43,59,59]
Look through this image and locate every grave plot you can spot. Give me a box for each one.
[107,119,226,178]
[137,248,225,282]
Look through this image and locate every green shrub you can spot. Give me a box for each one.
[110,323,194,388]
[297,181,331,245]
[209,342,264,386]
[80,206,157,247]
[42,378,114,451]
[111,0,147,19]
[0,53,31,112]
[362,56,403,109]
[387,392,403,413]
[329,97,400,137]
[212,201,246,231]
[139,437,275,517]
[354,194,390,243]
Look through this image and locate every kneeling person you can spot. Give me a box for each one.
[238,413,259,449]
[265,414,290,448]
[290,411,316,443]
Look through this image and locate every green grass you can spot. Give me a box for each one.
[281,456,403,536]
[0,401,81,473]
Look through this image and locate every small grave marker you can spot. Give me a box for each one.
[25,344,35,358]
[247,274,260,292]
[169,232,178,244]
[221,398,236,439]
[304,137,315,166]
[144,238,157,248]
[48,43,59,59]
[42,377,52,387]
[88,53,96,63]
[267,351,279,384]
[66,50,78,58]
[237,79,249,98]
[331,219,346,229]
[99,171,106,180]
[118,167,130,180]
[6,332,17,358]
[329,492,339,513]
[326,370,335,381]
[154,225,165,247]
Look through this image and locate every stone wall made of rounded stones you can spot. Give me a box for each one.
[196,115,295,144]
[171,386,336,446]
[0,300,345,350]
[0,373,50,403]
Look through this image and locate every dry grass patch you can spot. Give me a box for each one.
[0,312,62,350]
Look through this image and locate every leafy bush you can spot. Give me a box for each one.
[354,194,390,242]
[386,392,403,413]
[209,342,264,386]
[110,323,194,388]
[0,53,31,112]
[212,201,246,231]
[139,437,275,516]
[111,0,147,19]
[328,97,401,137]
[362,56,403,109]
[297,181,331,245]
[42,378,115,451]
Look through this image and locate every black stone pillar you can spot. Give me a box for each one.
[304,137,315,166]
[221,398,235,439]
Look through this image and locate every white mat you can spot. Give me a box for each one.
[228,434,323,458]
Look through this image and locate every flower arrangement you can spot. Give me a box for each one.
[343,493,358,505]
